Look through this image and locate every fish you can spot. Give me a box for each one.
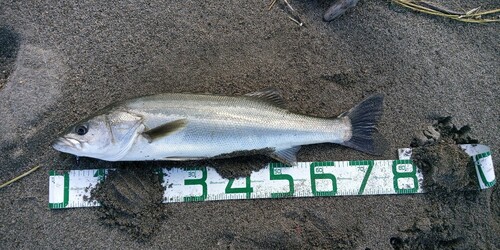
[52,88,385,164]
[324,0,359,22]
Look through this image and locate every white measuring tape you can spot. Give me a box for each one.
[49,144,495,209]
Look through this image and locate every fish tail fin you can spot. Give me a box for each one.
[340,94,387,155]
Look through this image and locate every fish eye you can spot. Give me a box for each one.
[75,125,88,135]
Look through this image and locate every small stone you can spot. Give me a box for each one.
[423,126,440,141]
[415,217,432,232]
[413,131,429,146]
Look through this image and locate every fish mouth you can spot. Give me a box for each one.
[51,137,82,152]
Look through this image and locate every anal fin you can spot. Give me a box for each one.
[270,146,301,166]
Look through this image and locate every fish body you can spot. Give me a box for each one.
[52,89,384,164]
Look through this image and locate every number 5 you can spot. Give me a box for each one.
[270,163,294,198]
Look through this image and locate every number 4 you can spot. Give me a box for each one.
[225,177,253,199]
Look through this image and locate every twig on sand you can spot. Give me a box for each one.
[268,0,278,10]
[0,165,41,189]
[268,0,304,26]
[392,0,500,23]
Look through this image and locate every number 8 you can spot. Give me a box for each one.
[392,160,419,194]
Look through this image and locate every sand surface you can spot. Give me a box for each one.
[1,0,499,249]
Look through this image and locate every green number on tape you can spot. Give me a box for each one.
[392,160,418,193]
[184,168,208,202]
[225,177,253,199]
[349,160,374,195]
[270,163,294,198]
[49,170,70,209]
[475,152,496,187]
[93,169,106,182]
[310,162,337,196]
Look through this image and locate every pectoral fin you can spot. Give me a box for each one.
[270,146,301,166]
[142,119,188,143]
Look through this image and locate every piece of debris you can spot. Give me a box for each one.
[0,165,41,189]
[411,117,479,192]
[392,0,500,23]
[269,0,305,26]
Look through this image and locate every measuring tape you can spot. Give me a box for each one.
[49,144,495,209]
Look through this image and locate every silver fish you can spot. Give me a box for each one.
[52,89,384,164]
[324,0,359,22]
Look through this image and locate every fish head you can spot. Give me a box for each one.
[52,110,143,161]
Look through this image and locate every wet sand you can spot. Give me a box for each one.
[1,0,499,248]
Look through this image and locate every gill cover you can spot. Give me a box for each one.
[52,110,144,161]
[100,111,144,160]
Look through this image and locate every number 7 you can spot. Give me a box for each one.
[349,160,374,195]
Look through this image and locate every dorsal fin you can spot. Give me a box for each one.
[142,119,188,143]
[244,88,286,108]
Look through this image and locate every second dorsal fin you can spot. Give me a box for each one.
[244,87,286,108]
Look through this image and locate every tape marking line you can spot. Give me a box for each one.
[49,145,495,209]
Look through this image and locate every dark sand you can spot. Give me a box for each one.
[411,117,479,193]
[90,165,165,240]
[1,0,499,248]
